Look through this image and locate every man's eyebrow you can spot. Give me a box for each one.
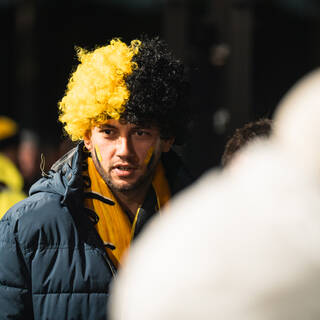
[132,124,153,130]
[99,124,118,129]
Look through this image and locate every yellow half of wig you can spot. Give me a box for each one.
[59,38,141,141]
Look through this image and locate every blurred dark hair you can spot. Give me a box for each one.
[221,118,272,167]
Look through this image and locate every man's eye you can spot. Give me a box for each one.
[104,129,112,135]
[136,130,149,136]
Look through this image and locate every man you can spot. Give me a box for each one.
[0,37,193,319]
[0,116,26,218]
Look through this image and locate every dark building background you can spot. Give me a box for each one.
[2,0,320,181]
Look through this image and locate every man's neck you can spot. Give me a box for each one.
[111,182,151,219]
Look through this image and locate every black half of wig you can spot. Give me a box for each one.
[122,36,191,145]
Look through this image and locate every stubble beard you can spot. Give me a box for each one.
[94,157,159,195]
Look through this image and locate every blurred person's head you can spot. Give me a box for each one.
[18,129,40,191]
[221,118,272,167]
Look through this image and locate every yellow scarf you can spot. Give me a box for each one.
[84,157,170,268]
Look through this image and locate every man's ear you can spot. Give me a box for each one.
[83,131,92,152]
[162,137,175,153]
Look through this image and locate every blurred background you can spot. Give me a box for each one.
[2,0,320,190]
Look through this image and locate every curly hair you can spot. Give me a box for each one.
[221,118,272,167]
[58,36,190,144]
[122,36,190,144]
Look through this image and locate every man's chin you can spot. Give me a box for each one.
[107,179,138,193]
[106,168,155,194]
[107,174,153,194]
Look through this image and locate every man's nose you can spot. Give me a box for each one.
[116,136,134,157]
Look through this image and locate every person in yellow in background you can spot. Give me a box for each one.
[0,36,193,319]
[0,116,26,218]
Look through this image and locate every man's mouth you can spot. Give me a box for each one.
[112,164,138,177]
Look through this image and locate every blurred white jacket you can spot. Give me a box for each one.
[109,68,320,320]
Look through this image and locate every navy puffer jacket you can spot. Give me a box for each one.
[0,143,193,319]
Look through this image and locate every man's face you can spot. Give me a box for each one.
[84,119,174,193]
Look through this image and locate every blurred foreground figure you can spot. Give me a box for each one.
[0,116,26,218]
[110,68,320,320]
[0,37,192,319]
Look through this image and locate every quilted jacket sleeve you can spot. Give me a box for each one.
[0,212,33,319]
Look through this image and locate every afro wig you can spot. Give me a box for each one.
[59,36,190,144]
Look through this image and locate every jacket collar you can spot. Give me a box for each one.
[29,142,86,207]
